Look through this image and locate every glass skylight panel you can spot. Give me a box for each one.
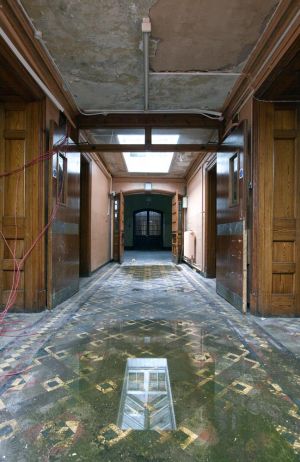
[83,129,145,144]
[123,152,174,173]
[152,128,217,144]
[117,133,145,144]
[152,134,179,145]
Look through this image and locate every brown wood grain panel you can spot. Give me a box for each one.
[3,239,24,259]
[272,274,294,294]
[217,121,246,312]
[119,191,124,263]
[273,139,295,218]
[0,101,47,311]
[271,295,295,315]
[274,109,296,130]
[206,164,216,277]
[4,139,25,216]
[4,107,26,130]
[273,242,294,262]
[274,129,297,139]
[251,102,274,314]
[3,270,24,289]
[253,104,299,316]
[2,290,24,308]
[273,218,296,241]
[4,129,26,139]
[3,259,23,270]
[171,192,183,263]
[272,262,296,274]
[0,105,4,309]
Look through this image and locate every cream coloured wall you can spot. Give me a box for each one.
[186,165,205,270]
[90,161,111,271]
[113,177,185,196]
[186,153,216,273]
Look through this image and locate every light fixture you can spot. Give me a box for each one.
[182,196,188,209]
[144,183,152,191]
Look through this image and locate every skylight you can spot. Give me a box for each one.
[123,152,174,173]
[119,133,179,173]
[118,134,145,144]
[117,134,179,145]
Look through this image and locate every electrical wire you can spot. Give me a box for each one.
[0,134,68,332]
[0,133,70,378]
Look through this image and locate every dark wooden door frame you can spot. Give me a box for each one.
[205,159,217,278]
[79,154,92,276]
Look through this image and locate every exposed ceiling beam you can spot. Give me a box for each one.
[63,143,235,153]
[77,113,222,130]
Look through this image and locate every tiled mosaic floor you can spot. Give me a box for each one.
[123,250,172,265]
[0,259,300,461]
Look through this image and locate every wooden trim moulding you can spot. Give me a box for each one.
[0,0,78,123]
[223,0,300,122]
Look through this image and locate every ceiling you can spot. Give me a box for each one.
[21,0,280,112]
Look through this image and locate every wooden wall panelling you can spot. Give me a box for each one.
[79,155,92,276]
[119,191,125,264]
[48,121,81,308]
[0,101,46,311]
[296,109,300,316]
[1,103,26,309]
[0,104,4,309]
[205,160,217,277]
[216,122,247,312]
[113,192,124,263]
[272,107,299,315]
[251,102,274,314]
[252,103,300,316]
[24,101,46,309]
[112,194,119,262]
[172,192,183,264]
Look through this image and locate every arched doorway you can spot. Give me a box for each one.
[133,209,163,249]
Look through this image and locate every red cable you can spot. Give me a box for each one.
[0,134,68,328]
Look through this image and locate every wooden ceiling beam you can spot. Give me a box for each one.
[77,113,222,130]
[63,143,235,153]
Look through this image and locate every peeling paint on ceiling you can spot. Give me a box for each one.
[21,0,280,112]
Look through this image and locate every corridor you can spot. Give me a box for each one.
[0,257,299,461]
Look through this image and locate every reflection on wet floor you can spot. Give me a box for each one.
[118,358,176,431]
[0,262,300,461]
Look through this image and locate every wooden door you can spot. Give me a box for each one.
[252,103,300,316]
[133,210,163,249]
[79,155,91,277]
[113,192,124,263]
[0,102,46,312]
[172,192,183,264]
[216,122,247,313]
[47,121,81,308]
[206,164,217,277]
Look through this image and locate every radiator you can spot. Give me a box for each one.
[184,231,196,262]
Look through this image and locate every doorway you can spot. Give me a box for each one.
[206,164,217,277]
[79,155,91,276]
[133,209,163,249]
